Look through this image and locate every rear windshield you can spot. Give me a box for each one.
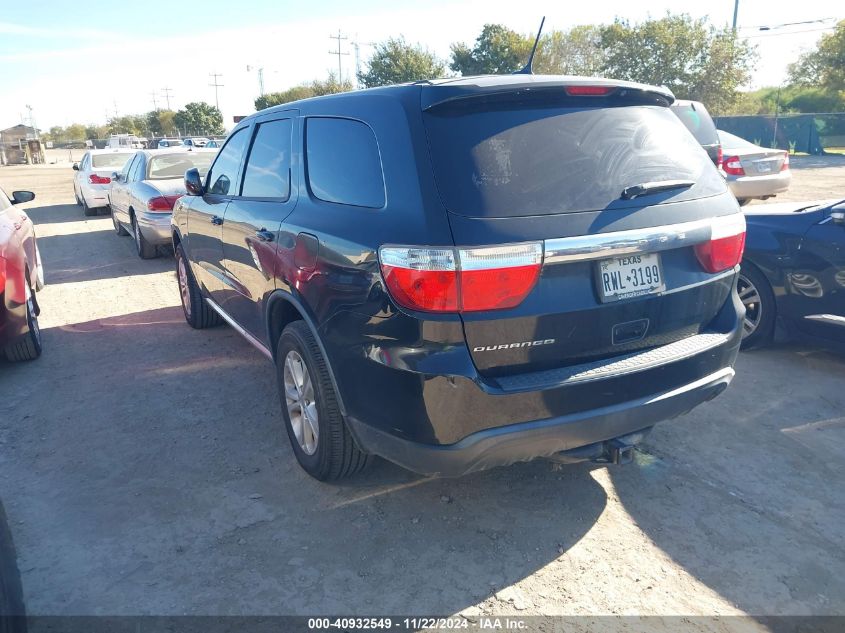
[424,102,724,217]
[92,153,134,169]
[148,153,215,180]
[670,102,719,146]
[718,130,759,150]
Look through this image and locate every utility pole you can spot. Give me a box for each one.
[351,39,375,88]
[150,91,159,111]
[209,72,224,111]
[161,86,174,110]
[25,105,39,139]
[247,65,265,97]
[732,0,739,30]
[328,30,349,82]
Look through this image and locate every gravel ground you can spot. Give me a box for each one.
[0,165,843,627]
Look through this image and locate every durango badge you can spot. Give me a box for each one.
[473,339,556,352]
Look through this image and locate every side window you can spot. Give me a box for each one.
[241,119,292,200]
[121,155,138,180]
[207,128,248,196]
[305,117,385,208]
[129,156,144,182]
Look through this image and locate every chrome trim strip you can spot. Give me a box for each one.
[205,298,274,360]
[545,217,716,264]
[805,313,845,326]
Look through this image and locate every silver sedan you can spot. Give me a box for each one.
[107,149,217,258]
[718,130,791,206]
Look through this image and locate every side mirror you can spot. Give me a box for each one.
[185,168,204,196]
[72,163,79,171]
[832,210,845,226]
[111,172,121,182]
[11,191,35,205]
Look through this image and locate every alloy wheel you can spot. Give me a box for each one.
[283,350,319,455]
[737,273,762,338]
[25,284,41,344]
[177,256,191,318]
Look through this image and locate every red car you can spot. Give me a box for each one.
[0,187,43,361]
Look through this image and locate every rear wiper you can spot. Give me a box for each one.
[620,180,695,200]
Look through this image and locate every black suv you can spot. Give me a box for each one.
[172,75,745,481]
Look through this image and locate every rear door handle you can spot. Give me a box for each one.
[256,229,274,242]
[211,215,223,226]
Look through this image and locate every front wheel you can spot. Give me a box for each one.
[276,321,370,481]
[738,264,775,349]
[175,244,220,329]
[5,283,42,361]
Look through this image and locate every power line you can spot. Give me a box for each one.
[209,72,224,111]
[744,26,836,39]
[161,87,174,110]
[328,30,350,82]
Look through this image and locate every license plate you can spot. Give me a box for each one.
[755,161,773,173]
[597,253,665,302]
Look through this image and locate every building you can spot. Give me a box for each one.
[0,124,45,165]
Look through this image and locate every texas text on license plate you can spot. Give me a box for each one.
[597,253,665,302]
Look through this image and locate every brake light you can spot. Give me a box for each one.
[564,85,615,96]
[0,257,5,288]
[147,195,182,212]
[379,243,543,313]
[694,214,746,273]
[89,174,111,184]
[716,145,723,167]
[721,155,745,176]
[781,152,789,171]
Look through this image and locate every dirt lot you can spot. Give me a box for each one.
[1,163,844,626]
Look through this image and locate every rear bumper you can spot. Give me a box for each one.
[81,183,110,208]
[349,366,735,476]
[727,172,791,199]
[137,212,173,245]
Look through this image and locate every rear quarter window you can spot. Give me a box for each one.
[305,117,385,208]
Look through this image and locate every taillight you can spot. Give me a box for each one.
[721,155,745,176]
[694,214,746,273]
[0,257,6,288]
[716,145,723,167]
[147,195,182,212]
[379,243,543,313]
[564,85,615,96]
[781,152,790,171]
[89,174,111,184]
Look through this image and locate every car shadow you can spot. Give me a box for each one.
[607,344,845,616]
[1,307,608,616]
[0,498,27,626]
[24,204,94,225]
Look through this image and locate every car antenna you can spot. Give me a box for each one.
[514,16,546,75]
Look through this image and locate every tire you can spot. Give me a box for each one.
[34,247,45,291]
[0,500,27,631]
[175,244,221,329]
[132,214,157,259]
[74,187,82,206]
[738,263,775,349]
[737,198,751,207]
[111,207,128,236]
[5,282,42,362]
[276,321,370,481]
[82,196,97,217]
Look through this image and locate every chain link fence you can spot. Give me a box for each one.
[714,112,845,155]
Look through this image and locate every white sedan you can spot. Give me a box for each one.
[72,149,136,216]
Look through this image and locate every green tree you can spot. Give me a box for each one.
[254,73,352,111]
[146,110,178,137]
[450,24,531,75]
[174,102,224,136]
[599,14,756,115]
[788,20,845,93]
[358,37,446,88]
[534,26,605,75]
[108,114,146,136]
[84,124,110,141]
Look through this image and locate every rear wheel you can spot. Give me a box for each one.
[5,282,42,362]
[738,263,775,349]
[175,244,220,329]
[276,321,370,481]
[132,214,157,259]
[112,207,128,235]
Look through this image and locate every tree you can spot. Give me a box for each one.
[788,19,845,94]
[174,102,224,136]
[599,14,756,115]
[146,110,178,137]
[108,114,146,136]
[358,37,446,88]
[450,24,531,75]
[254,74,352,111]
[534,26,605,76]
[84,124,110,141]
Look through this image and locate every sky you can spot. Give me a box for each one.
[0,0,841,132]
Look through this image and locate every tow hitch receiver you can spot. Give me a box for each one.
[545,429,650,465]
[605,438,635,465]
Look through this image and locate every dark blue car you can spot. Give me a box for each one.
[740,199,845,348]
